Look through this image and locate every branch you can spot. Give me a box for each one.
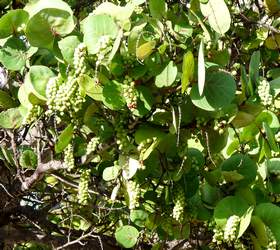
[21,160,66,191]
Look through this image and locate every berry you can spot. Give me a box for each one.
[258,79,273,107]
[126,180,140,209]
[86,137,100,155]
[224,215,240,242]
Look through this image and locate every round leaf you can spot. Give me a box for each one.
[19,149,37,169]
[214,196,249,226]
[155,61,178,88]
[103,166,119,181]
[190,71,236,111]
[115,225,139,248]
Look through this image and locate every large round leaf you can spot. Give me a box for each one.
[0,37,27,71]
[155,61,178,88]
[115,225,139,248]
[58,35,81,64]
[0,9,29,38]
[24,66,55,102]
[81,14,119,54]
[26,8,75,48]
[220,154,257,186]
[102,81,126,110]
[190,71,236,111]
[214,196,249,226]
[255,203,280,243]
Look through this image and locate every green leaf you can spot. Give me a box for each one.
[81,14,118,55]
[155,61,177,88]
[198,40,205,96]
[132,86,154,117]
[103,166,119,181]
[26,7,75,48]
[190,71,236,111]
[0,107,23,129]
[115,225,139,248]
[58,35,81,64]
[214,196,249,227]
[78,74,104,101]
[238,206,253,238]
[55,124,74,153]
[130,210,148,227]
[220,154,257,186]
[102,81,126,110]
[136,41,156,61]
[0,37,27,71]
[149,0,167,19]
[255,203,280,243]
[200,0,231,34]
[24,66,55,102]
[249,51,260,87]
[181,51,194,93]
[19,149,37,169]
[0,9,29,38]
[263,122,279,152]
[0,90,17,109]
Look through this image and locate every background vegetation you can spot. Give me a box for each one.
[0,0,280,249]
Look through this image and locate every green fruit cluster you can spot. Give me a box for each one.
[172,184,186,223]
[115,119,130,152]
[258,79,273,107]
[123,77,138,111]
[86,137,100,155]
[78,169,91,205]
[213,119,227,135]
[126,180,140,210]
[73,43,87,76]
[266,226,277,250]
[23,105,41,124]
[64,144,75,171]
[224,215,240,242]
[46,75,85,123]
[96,35,113,65]
[212,227,224,245]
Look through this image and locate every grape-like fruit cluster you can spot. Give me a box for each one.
[73,43,87,76]
[234,240,246,250]
[115,119,130,152]
[213,119,227,135]
[196,117,207,128]
[86,137,100,155]
[172,184,186,223]
[46,75,85,123]
[23,105,41,124]
[78,169,91,205]
[275,131,280,143]
[123,76,138,111]
[64,144,75,171]
[266,226,277,250]
[96,35,113,65]
[258,79,273,106]
[191,156,200,171]
[212,227,224,245]
[126,180,140,209]
[224,215,240,242]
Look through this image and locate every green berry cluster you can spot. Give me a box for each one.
[115,119,130,152]
[23,105,41,124]
[134,6,143,14]
[266,226,277,250]
[86,137,100,155]
[233,240,246,250]
[224,215,240,242]
[64,144,75,171]
[258,79,273,106]
[73,43,87,76]
[275,131,280,143]
[126,180,140,209]
[212,227,224,245]
[172,184,186,223]
[96,35,113,65]
[46,75,85,122]
[123,76,138,111]
[137,137,156,164]
[191,156,200,171]
[213,119,227,135]
[78,169,91,205]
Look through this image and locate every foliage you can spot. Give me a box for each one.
[0,0,280,249]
